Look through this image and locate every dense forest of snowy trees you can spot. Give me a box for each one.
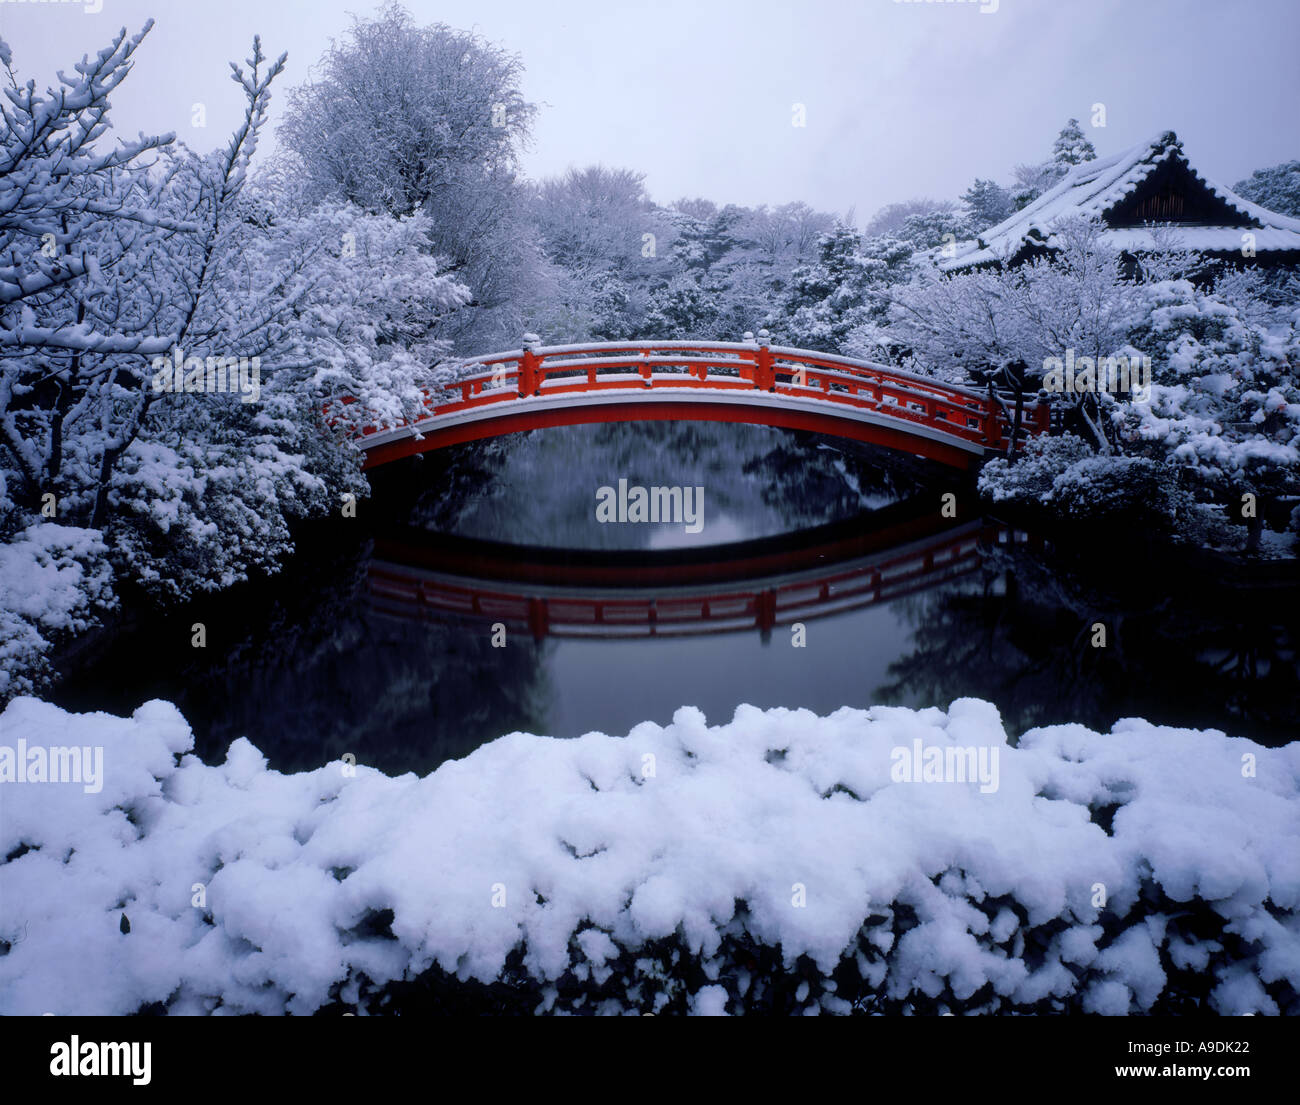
[2,2,1298,696]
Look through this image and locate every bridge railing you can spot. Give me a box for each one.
[345,334,1049,453]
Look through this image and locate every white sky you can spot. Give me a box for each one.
[2,0,1297,222]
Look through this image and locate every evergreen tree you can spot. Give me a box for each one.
[1232,160,1300,217]
[768,225,913,353]
[667,203,746,273]
[961,179,1015,233]
[1053,118,1097,169]
[642,273,720,339]
[1010,120,1098,212]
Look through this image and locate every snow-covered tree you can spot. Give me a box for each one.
[888,218,1139,450]
[888,215,1299,540]
[1232,160,1300,218]
[525,174,840,344]
[664,202,746,273]
[864,198,956,239]
[1007,121,1097,212]
[1053,118,1097,169]
[0,27,286,532]
[1010,160,1063,211]
[887,218,1137,441]
[897,209,976,251]
[527,165,674,341]
[276,2,541,351]
[642,272,720,340]
[961,178,1015,233]
[1114,279,1300,516]
[0,25,472,693]
[768,225,915,353]
[741,202,836,278]
[533,166,661,276]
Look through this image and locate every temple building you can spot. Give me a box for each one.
[939,130,1300,274]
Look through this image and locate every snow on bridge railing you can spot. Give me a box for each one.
[339,333,1050,456]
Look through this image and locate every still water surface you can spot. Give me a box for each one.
[52,423,1299,774]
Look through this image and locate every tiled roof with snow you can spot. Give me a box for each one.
[939,130,1300,271]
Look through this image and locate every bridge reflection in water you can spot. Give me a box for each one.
[366,506,1034,643]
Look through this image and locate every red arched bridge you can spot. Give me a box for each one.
[349,335,1050,471]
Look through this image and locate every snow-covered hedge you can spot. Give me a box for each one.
[1,697,1296,1016]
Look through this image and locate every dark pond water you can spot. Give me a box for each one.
[51,422,1299,776]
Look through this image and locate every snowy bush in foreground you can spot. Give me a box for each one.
[1,697,1296,1016]
[0,527,115,697]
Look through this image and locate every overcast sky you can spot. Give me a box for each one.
[3,0,1297,221]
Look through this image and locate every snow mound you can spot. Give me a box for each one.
[1,697,1296,1015]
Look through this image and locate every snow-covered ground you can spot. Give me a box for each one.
[1,695,1297,1015]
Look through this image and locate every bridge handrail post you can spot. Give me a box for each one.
[518,332,541,398]
[755,328,774,392]
[984,381,1003,449]
[1033,390,1052,435]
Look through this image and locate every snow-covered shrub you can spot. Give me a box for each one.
[3,697,1296,1016]
[1115,280,1300,504]
[642,273,722,340]
[229,192,471,432]
[1048,456,1181,525]
[0,526,116,696]
[107,437,299,602]
[977,434,1093,505]
[981,438,1185,528]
